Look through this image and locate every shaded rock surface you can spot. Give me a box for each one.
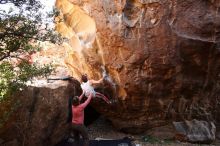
[0,79,82,146]
[56,0,220,134]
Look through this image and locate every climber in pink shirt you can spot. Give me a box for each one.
[70,91,93,146]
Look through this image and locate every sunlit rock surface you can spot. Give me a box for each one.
[55,0,220,135]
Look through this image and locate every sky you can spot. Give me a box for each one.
[39,0,56,13]
[0,0,56,14]
[0,0,56,26]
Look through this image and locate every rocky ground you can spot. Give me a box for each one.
[87,116,220,146]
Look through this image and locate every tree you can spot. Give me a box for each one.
[0,0,62,100]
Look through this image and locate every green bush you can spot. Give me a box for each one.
[0,1,62,100]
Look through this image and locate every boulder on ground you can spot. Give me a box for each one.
[173,119,216,143]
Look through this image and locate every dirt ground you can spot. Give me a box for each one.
[87,116,219,146]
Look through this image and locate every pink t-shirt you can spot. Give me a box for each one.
[72,95,92,124]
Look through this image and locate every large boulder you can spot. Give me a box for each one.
[173,119,216,143]
[55,0,220,134]
[0,79,82,146]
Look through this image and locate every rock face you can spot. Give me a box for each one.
[55,0,220,134]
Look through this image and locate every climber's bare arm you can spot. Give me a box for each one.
[89,77,104,85]
[79,90,85,101]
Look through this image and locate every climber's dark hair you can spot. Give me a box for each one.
[81,74,88,83]
[72,96,80,106]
